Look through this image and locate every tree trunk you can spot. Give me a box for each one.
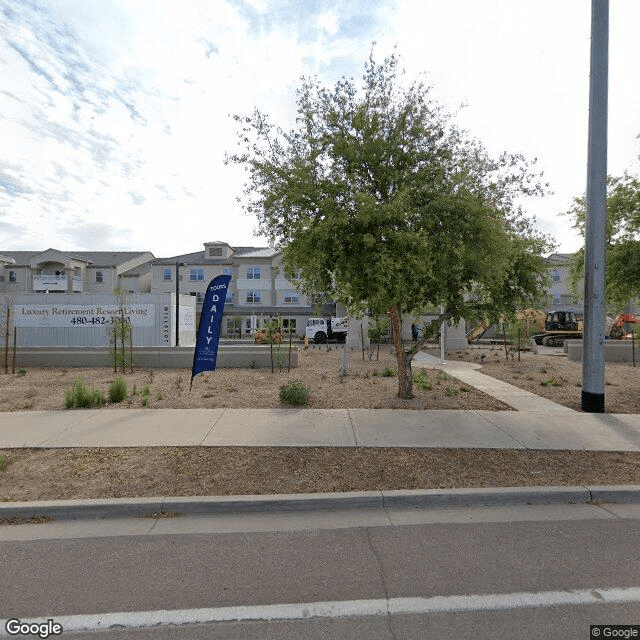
[389,305,413,399]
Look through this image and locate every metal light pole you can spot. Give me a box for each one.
[440,306,445,365]
[582,0,609,412]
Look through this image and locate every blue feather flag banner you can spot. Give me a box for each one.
[191,274,231,384]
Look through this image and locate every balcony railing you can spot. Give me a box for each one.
[33,275,83,292]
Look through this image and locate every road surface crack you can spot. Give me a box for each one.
[366,528,398,640]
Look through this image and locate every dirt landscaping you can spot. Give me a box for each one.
[448,345,640,414]
[0,347,509,412]
[1,447,639,502]
[1,345,640,503]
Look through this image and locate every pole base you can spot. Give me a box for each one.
[581,391,605,413]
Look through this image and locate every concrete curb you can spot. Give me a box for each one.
[1,486,639,522]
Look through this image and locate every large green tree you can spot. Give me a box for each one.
[566,171,640,310]
[228,52,552,398]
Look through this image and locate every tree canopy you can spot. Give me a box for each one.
[228,51,552,398]
[566,171,640,310]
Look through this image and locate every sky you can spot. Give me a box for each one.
[0,0,639,259]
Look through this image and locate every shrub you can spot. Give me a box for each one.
[381,365,397,377]
[413,370,432,390]
[74,380,96,408]
[64,388,75,409]
[65,380,100,409]
[444,386,459,397]
[109,376,128,403]
[540,377,564,387]
[94,389,106,406]
[0,454,6,471]
[17,368,27,376]
[280,382,310,406]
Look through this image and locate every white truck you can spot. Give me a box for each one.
[305,316,348,343]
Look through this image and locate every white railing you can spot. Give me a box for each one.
[32,275,83,292]
[33,275,67,291]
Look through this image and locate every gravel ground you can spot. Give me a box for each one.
[444,344,640,413]
[1,447,639,502]
[0,346,509,412]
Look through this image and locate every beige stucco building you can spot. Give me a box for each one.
[150,241,317,338]
[0,248,154,295]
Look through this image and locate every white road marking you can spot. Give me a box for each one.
[2,586,639,635]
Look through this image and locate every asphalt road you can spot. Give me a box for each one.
[2,505,639,639]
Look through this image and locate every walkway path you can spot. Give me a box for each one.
[413,352,575,412]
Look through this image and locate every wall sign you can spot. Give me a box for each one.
[14,304,156,327]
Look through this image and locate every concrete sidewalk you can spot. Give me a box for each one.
[2,406,640,451]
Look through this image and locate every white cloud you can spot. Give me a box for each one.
[1,0,639,258]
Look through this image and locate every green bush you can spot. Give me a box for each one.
[64,388,75,409]
[65,380,101,409]
[17,368,27,376]
[0,453,7,471]
[444,386,459,397]
[413,370,432,390]
[95,389,106,406]
[540,377,564,387]
[109,376,128,403]
[280,382,310,406]
[381,365,397,377]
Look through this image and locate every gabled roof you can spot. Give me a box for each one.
[238,247,278,259]
[1,250,153,268]
[546,252,576,264]
[153,246,273,266]
[120,261,154,277]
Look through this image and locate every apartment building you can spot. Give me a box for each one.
[545,252,586,315]
[0,248,154,295]
[150,241,315,338]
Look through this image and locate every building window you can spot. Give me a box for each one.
[552,270,561,282]
[247,267,261,279]
[196,291,205,303]
[9,270,17,283]
[208,247,223,257]
[227,317,241,336]
[247,291,261,303]
[95,271,104,283]
[190,268,204,281]
[282,318,297,335]
[163,268,172,281]
[284,291,299,303]
[226,291,234,304]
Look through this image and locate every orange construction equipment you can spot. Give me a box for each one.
[610,314,639,340]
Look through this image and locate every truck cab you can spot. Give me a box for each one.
[305,317,348,343]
